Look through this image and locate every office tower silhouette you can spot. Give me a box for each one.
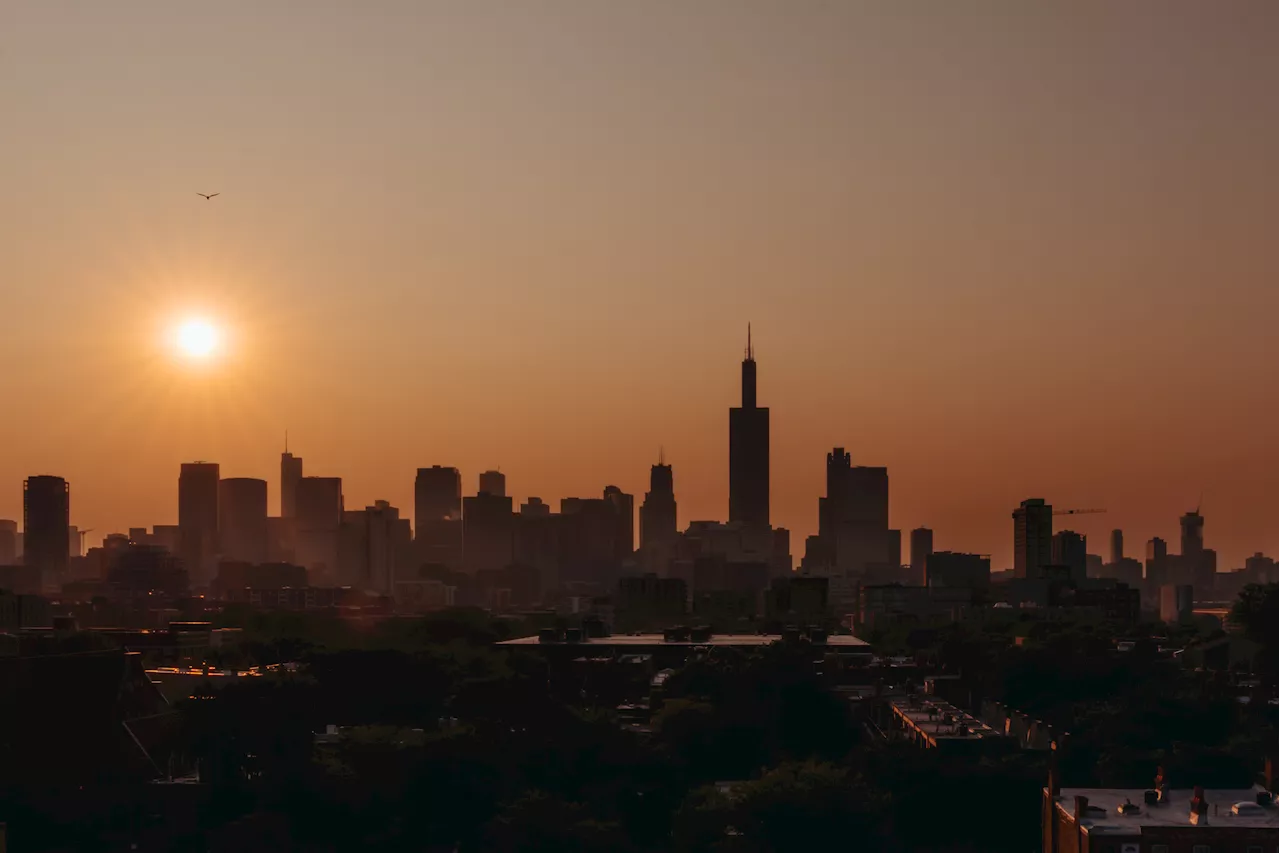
[520,497,551,517]
[640,455,678,573]
[295,477,344,583]
[479,470,506,498]
[909,527,934,584]
[415,466,462,569]
[0,519,16,565]
[1146,537,1169,586]
[729,325,769,529]
[560,488,635,586]
[218,478,269,564]
[1109,529,1124,565]
[280,445,303,518]
[1051,530,1087,581]
[887,529,902,568]
[813,448,890,576]
[178,462,220,586]
[1012,498,1053,579]
[24,475,70,590]
[339,500,412,593]
[1180,511,1204,556]
[463,489,514,574]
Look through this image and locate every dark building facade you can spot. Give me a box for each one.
[295,476,344,583]
[23,475,70,591]
[1051,530,1087,582]
[218,477,268,564]
[812,448,890,577]
[1013,498,1053,579]
[909,527,934,585]
[463,491,514,574]
[280,450,303,518]
[478,470,506,498]
[178,462,220,588]
[415,466,462,569]
[925,551,991,591]
[640,457,678,561]
[729,327,769,529]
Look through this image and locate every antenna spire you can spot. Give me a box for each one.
[284,430,288,453]
[659,445,666,466]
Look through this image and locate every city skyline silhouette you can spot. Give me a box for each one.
[1,2,1274,570]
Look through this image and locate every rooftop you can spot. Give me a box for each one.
[889,696,1003,743]
[499,633,869,647]
[1055,787,1279,833]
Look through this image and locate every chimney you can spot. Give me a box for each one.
[1048,740,1061,798]
[1074,795,1089,822]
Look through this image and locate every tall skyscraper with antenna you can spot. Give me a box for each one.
[729,325,769,529]
[281,433,303,519]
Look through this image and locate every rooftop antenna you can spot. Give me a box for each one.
[284,430,288,453]
[746,322,754,360]
[659,446,666,465]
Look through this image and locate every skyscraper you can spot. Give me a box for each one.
[729,325,769,529]
[415,466,462,569]
[1051,530,1087,581]
[0,519,17,565]
[463,490,514,574]
[281,446,303,518]
[178,462,220,587]
[295,476,344,582]
[24,475,69,590]
[218,478,269,564]
[478,470,506,498]
[339,500,412,593]
[1180,511,1205,556]
[814,448,890,576]
[1109,529,1124,565]
[1012,498,1053,579]
[640,454,678,557]
[909,527,934,584]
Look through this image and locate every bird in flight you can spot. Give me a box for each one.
[197,192,220,200]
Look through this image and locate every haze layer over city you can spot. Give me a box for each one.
[2,1,1275,571]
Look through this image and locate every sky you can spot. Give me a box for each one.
[0,1,1275,569]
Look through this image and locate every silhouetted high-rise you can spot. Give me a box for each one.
[909,527,934,584]
[1109,529,1124,565]
[729,326,769,529]
[463,489,514,574]
[814,448,889,576]
[479,470,506,498]
[280,447,303,518]
[178,462,220,587]
[1180,511,1204,556]
[1012,498,1053,579]
[640,454,678,558]
[415,466,462,569]
[24,476,69,590]
[295,476,344,582]
[1051,530,1087,581]
[0,519,16,565]
[218,477,269,564]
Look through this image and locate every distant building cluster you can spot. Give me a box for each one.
[0,329,1274,633]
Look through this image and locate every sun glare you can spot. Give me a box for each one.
[174,319,221,360]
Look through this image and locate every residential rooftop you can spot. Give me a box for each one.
[888,695,1003,744]
[1054,787,1279,833]
[498,632,868,647]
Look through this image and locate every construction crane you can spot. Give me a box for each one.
[77,528,94,554]
[1052,508,1106,517]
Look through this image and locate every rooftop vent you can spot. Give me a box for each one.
[1142,790,1159,805]
[1232,802,1265,816]
[1257,791,1274,807]
[563,628,583,644]
[1118,800,1141,816]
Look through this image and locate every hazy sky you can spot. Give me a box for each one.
[1,1,1275,569]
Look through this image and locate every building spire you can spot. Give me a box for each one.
[746,322,754,361]
[659,445,666,466]
[284,429,288,453]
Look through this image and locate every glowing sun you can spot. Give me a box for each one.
[173,319,221,360]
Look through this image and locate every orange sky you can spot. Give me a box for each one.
[1,1,1275,569]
